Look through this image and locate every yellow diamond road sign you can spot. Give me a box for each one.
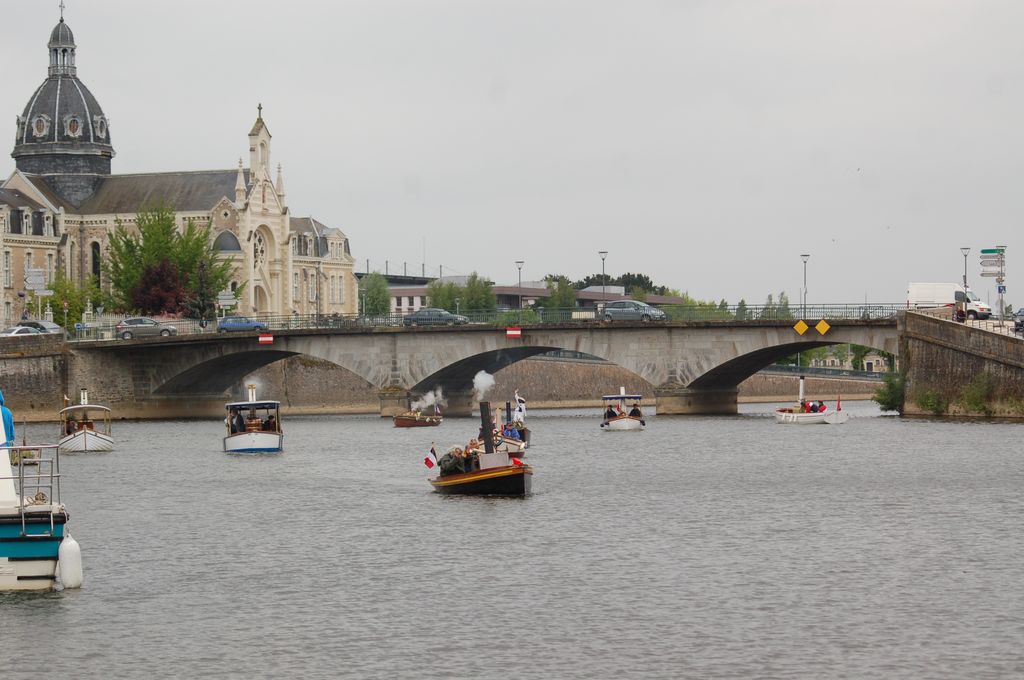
[793,320,809,335]
[815,319,831,335]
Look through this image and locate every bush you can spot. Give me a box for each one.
[914,389,948,416]
[873,372,905,413]
[959,372,995,416]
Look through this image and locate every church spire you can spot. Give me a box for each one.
[275,163,285,200]
[235,158,246,203]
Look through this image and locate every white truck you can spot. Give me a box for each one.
[907,282,992,320]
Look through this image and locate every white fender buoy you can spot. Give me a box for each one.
[57,533,83,589]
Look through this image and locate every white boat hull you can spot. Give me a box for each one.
[58,430,114,452]
[775,409,849,425]
[224,431,283,453]
[602,416,645,431]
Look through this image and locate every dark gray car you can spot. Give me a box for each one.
[115,317,179,339]
[601,300,667,322]
[402,308,469,326]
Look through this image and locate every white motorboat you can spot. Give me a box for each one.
[600,387,646,431]
[2,421,83,591]
[224,384,283,453]
[774,376,848,424]
[58,389,114,453]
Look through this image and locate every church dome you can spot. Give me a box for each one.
[12,16,114,205]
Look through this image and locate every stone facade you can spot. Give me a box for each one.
[0,15,357,325]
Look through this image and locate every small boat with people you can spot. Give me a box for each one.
[774,375,849,424]
[426,401,532,496]
[502,391,531,447]
[224,384,284,453]
[1,402,83,592]
[393,403,443,428]
[58,389,114,453]
[600,387,646,431]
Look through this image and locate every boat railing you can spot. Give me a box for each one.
[3,444,62,535]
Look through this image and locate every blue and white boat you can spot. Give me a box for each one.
[1,427,82,591]
[223,384,284,454]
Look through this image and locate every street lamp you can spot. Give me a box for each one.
[515,260,524,310]
[960,247,970,289]
[800,253,810,318]
[598,251,608,308]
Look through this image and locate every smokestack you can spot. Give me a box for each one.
[248,383,257,402]
[479,401,494,454]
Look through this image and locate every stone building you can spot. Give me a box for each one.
[0,14,356,325]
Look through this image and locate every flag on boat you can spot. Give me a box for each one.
[424,444,437,469]
[511,457,525,466]
[837,395,842,411]
[258,334,274,345]
[506,327,522,338]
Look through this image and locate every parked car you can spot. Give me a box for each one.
[18,319,66,336]
[0,325,42,336]
[1014,309,1024,334]
[402,308,469,326]
[115,317,179,339]
[217,315,268,332]
[601,300,668,322]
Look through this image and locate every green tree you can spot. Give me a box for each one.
[543,275,578,310]
[873,371,905,413]
[850,344,872,370]
[426,279,461,311]
[735,299,748,320]
[776,291,793,319]
[360,272,391,316]
[104,203,234,313]
[27,272,106,328]
[462,272,496,312]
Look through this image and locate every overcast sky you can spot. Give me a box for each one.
[4,0,1023,306]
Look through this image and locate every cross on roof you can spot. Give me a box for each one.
[59,0,66,20]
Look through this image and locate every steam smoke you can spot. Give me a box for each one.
[410,387,447,411]
[472,370,496,402]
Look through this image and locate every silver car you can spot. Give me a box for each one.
[115,317,179,339]
[601,300,667,322]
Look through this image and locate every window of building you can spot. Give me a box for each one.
[3,301,10,322]
[2,251,10,287]
[91,242,101,286]
[338,274,345,304]
[308,271,316,301]
[25,252,32,276]
[47,253,54,282]
[44,214,53,237]
[293,272,299,301]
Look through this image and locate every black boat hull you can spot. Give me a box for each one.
[429,465,532,496]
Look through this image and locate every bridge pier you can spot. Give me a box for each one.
[378,388,411,417]
[655,385,738,415]
[440,390,477,417]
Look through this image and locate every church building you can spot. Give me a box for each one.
[0,13,358,324]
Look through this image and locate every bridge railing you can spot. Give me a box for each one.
[66,304,905,342]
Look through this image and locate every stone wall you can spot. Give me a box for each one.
[901,312,1024,417]
[0,334,67,419]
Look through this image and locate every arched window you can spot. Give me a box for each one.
[213,231,242,252]
[91,242,101,286]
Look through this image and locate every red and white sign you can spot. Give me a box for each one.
[258,334,274,345]
[506,327,522,338]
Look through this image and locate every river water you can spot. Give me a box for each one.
[3,401,1023,679]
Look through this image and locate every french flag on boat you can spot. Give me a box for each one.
[424,444,437,469]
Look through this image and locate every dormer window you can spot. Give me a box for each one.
[93,115,107,139]
[64,115,83,138]
[32,115,51,139]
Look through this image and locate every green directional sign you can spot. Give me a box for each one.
[980,248,1005,254]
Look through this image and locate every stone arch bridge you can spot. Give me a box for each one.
[67,318,898,418]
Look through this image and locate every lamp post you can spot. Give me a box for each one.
[960,247,970,289]
[515,260,524,310]
[800,253,810,318]
[599,251,608,310]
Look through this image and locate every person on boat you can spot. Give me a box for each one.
[817,401,827,413]
[514,391,527,423]
[809,401,819,413]
[263,415,278,432]
[604,405,617,420]
[233,410,246,435]
[0,389,14,447]
[629,404,642,418]
[65,419,76,436]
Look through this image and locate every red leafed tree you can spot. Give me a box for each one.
[130,259,186,314]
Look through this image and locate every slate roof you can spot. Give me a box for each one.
[23,175,76,211]
[0,188,46,211]
[77,169,251,214]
